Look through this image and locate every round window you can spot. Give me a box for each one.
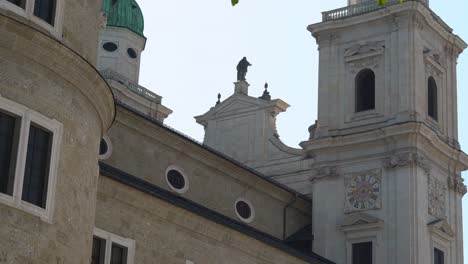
[127,48,138,59]
[234,199,255,223]
[98,136,112,160]
[103,42,118,52]
[167,170,185,189]
[165,166,189,194]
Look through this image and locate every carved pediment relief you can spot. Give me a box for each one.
[428,219,455,241]
[345,42,385,59]
[341,213,384,233]
[309,166,341,183]
[383,151,431,175]
[448,176,467,196]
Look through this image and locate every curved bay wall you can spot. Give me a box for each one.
[0,12,114,264]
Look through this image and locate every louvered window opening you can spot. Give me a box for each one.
[355,69,376,112]
[352,242,372,264]
[428,77,438,121]
[434,248,444,264]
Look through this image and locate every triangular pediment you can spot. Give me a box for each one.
[219,99,260,113]
[428,219,455,241]
[196,93,288,124]
[341,213,383,233]
[342,212,383,227]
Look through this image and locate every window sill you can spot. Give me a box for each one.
[425,116,440,131]
[348,109,383,122]
[0,193,52,223]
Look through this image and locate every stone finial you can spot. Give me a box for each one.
[259,82,271,101]
[216,93,221,105]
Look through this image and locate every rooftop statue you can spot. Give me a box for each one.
[236,57,252,81]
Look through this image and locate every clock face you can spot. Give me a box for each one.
[346,173,380,211]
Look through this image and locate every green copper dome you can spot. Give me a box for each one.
[102,0,145,37]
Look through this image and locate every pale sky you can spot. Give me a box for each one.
[136,0,468,260]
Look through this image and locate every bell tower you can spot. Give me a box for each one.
[302,1,467,263]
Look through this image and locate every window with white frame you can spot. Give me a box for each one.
[0,95,62,222]
[92,228,135,264]
[0,0,64,37]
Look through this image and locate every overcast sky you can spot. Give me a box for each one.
[136,0,468,260]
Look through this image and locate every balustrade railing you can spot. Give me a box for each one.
[101,69,162,103]
[322,0,421,22]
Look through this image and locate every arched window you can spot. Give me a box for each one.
[355,69,375,112]
[428,77,438,120]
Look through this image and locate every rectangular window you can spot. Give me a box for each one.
[22,123,52,208]
[0,110,20,196]
[6,0,26,8]
[434,248,444,264]
[0,96,62,222]
[92,228,135,264]
[352,242,373,264]
[111,243,128,264]
[33,0,56,25]
[92,237,106,264]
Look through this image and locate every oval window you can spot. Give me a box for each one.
[234,199,255,223]
[127,48,138,59]
[167,170,185,190]
[103,42,118,52]
[165,166,189,194]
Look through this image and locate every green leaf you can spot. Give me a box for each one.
[231,0,239,6]
[377,0,388,5]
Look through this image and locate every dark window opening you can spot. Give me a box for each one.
[111,243,128,264]
[22,123,52,208]
[6,0,26,8]
[103,42,118,52]
[352,242,373,264]
[0,111,20,196]
[236,201,252,220]
[428,77,438,121]
[127,48,138,59]
[99,139,108,156]
[355,69,376,112]
[167,170,185,190]
[34,0,56,25]
[434,248,444,264]
[91,237,106,264]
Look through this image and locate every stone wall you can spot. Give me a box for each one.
[96,176,311,264]
[104,105,311,240]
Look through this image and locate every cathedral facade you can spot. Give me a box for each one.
[0,0,466,264]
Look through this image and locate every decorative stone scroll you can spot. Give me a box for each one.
[383,152,431,175]
[309,166,341,183]
[428,177,447,219]
[448,176,467,196]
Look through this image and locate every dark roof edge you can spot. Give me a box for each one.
[115,101,312,203]
[99,162,334,264]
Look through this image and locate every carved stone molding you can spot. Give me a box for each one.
[310,166,341,183]
[428,219,455,242]
[345,42,385,58]
[428,177,447,219]
[447,176,467,196]
[383,152,431,175]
